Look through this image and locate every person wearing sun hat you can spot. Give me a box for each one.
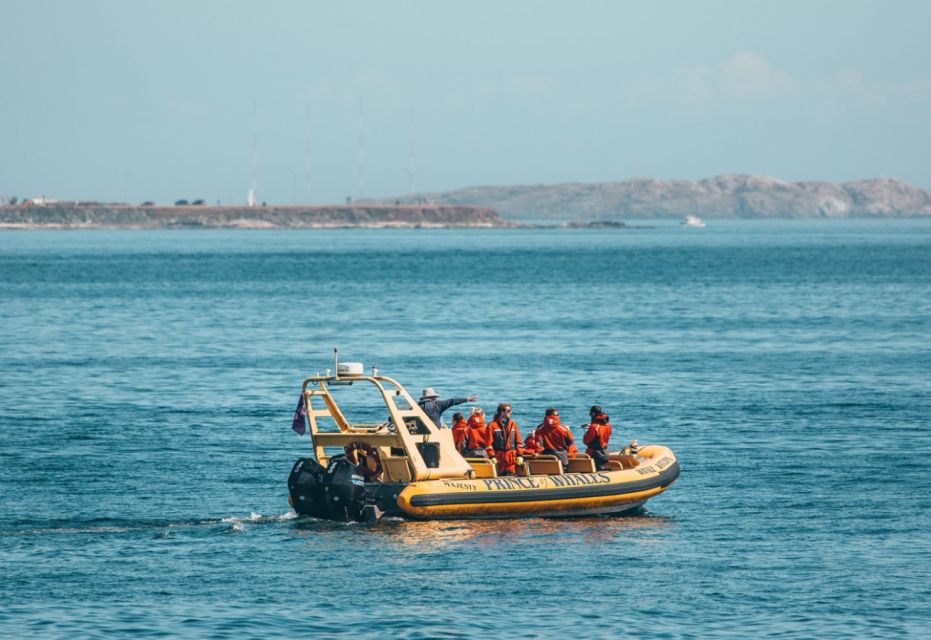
[417,387,477,427]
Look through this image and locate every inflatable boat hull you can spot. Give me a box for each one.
[397,451,679,520]
[289,445,678,521]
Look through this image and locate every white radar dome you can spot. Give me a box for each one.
[337,362,364,377]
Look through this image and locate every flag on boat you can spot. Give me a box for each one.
[291,394,307,435]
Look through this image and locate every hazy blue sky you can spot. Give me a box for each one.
[2,0,930,204]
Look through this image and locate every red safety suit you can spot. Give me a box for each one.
[489,415,523,475]
[462,414,492,455]
[523,432,543,454]
[452,417,469,452]
[536,416,574,452]
[583,415,612,456]
[583,413,612,470]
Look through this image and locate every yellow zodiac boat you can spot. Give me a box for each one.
[287,361,679,521]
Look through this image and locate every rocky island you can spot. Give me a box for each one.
[385,175,931,220]
[0,203,513,229]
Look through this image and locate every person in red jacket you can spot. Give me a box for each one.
[536,408,574,468]
[462,408,492,458]
[451,412,468,452]
[582,405,612,470]
[523,429,543,455]
[489,403,524,476]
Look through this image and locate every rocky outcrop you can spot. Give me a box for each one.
[0,204,513,229]
[385,176,931,220]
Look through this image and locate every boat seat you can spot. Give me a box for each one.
[527,455,564,476]
[465,457,497,478]
[565,455,596,474]
[604,460,624,471]
[382,456,413,483]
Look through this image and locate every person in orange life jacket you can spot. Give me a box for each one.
[451,412,468,452]
[582,405,612,470]
[489,403,524,476]
[462,407,492,458]
[523,429,543,455]
[536,407,574,467]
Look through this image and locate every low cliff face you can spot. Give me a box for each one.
[388,176,931,220]
[0,204,512,229]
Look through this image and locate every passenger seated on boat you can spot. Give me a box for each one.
[536,408,574,468]
[451,412,468,452]
[522,430,543,455]
[461,407,492,458]
[582,406,612,471]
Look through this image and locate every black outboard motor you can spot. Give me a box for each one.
[323,456,367,521]
[288,458,329,519]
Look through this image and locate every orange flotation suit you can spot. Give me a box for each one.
[452,417,469,452]
[462,414,492,456]
[537,415,574,452]
[489,415,523,475]
[583,413,612,469]
[583,415,612,455]
[523,432,543,455]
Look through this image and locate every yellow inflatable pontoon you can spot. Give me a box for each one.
[287,359,679,521]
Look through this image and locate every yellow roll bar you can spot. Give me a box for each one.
[299,372,472,482]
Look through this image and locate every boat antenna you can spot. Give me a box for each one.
[333,346,339,378]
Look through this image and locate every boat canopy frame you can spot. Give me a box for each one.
[298,370,472,482]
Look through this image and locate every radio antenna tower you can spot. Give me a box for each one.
[304,103,311,204]
[408,107,416,196]
[356,101,365,202]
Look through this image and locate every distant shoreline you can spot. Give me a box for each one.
[0,203,660,230]
[0,203,517,230]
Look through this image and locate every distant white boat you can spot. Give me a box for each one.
[681,215,706,228]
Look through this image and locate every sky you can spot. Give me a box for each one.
[1,0,930,205]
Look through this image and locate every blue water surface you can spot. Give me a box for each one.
[1,221,930,638]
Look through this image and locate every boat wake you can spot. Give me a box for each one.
[2,510,300,537]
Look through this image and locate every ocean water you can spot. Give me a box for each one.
[1,221,930,638]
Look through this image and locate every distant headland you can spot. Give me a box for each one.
[0,203,513,229]
[4,174,930,229]
[383,175,931,220]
